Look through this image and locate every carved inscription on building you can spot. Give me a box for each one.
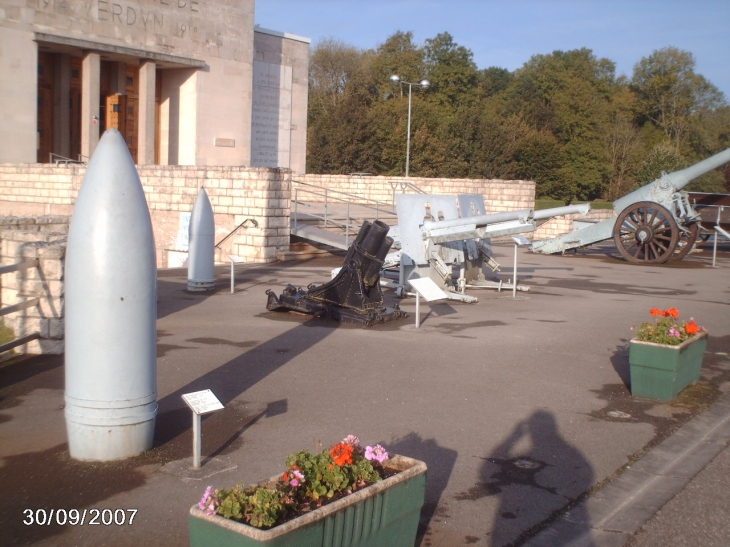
[251,61,292,168]
[32,0,204,41]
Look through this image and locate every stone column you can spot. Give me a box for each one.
[81,52,100,159]
[138,60,156,165]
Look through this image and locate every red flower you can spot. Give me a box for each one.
[666,308,680,318]
[685,320,700,335]
[330,442,354,466]
[650,308,662,317]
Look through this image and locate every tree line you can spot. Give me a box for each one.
[306,32,730,203]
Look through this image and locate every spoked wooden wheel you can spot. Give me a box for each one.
[673,222,700,260]
[614,202,679,264]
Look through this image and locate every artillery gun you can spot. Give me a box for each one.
[532,148,730,263]
[387,194,590,301]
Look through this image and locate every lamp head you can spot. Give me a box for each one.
[390,74,401,83]
[420,79,430,89]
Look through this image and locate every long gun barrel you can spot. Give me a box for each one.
[614,147,730,212]
[422,208,534,233]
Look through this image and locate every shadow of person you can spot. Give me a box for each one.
[459,410,595,547]
[386,432,458,547]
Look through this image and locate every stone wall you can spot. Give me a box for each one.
[0,163,291,266]
[0,216,68,355]
[296,174,535,213]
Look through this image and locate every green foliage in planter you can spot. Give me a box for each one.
[200,436,390,530]
[216,485,289,529]
[286,445,381,502]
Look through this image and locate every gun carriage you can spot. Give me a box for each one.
[531,148,730,263]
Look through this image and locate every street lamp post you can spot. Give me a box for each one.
[390,75,429,177]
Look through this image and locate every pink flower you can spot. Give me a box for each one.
[669,327,681,338]
[343,435,361,448]
[199,486,218,515]
[364,444,389,463]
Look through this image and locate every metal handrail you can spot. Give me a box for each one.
[0,258,41,352]
[293,188,364,239]
[388,180,426,205]
[292,180,395,210]
[49,153,85,166]
[215,218,259,249]
[292,185,398,232]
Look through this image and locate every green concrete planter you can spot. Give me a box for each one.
[629,331,708,401]
[189,454,427,547]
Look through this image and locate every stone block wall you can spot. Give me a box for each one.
[0,163,291,266]
[0,216,69,355]
[296,174,535,213]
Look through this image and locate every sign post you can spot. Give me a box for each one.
[229,254,245,293]
[511,235,532,298]
[407,277,449,328]
[182,390,224,469]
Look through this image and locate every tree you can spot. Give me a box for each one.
[307,40,381,173]
[370,31,425,99]
[632,47,726,150]
[604,87,643,200]
[423,32,479,107]
[503,49,617,200]
[635,142,685,186]
[478,67,513,98]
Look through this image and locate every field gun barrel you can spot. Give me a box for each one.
[533,203,590,220]
[422,208,533,234]
[614,147,730,212]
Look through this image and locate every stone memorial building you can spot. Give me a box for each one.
[0,0,310,173]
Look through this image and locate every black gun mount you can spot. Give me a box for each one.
[266,220,407,327]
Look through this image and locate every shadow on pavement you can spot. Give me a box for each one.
[155,317,335,448]
[385,432,458,547]
[458,410,594,547]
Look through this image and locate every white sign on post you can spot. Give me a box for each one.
[407,277,449,302]
[182,390,224,469]
[182,389,224,415]
[511,235,532,246]
[407,278,449,329]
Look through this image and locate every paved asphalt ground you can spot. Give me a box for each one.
[1,239,728,546]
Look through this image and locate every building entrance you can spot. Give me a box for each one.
[36,54,145,164]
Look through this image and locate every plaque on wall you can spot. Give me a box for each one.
[250,61,293,169]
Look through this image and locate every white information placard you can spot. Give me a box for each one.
[408,278,450,302]
[512,235,532,246]
[229,254,245,264]
[182,390,224,415]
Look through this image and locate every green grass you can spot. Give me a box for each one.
[0,320,14,345]
[535,199,614,211]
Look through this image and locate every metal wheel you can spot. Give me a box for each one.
[673,222,700,260]
[613,201,679,264]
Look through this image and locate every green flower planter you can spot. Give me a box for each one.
[189,455,427,547]
[629,331,708,401]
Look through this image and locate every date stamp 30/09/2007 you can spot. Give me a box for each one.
[23,508,138,526]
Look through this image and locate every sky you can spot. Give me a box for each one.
[255,0,730,99]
